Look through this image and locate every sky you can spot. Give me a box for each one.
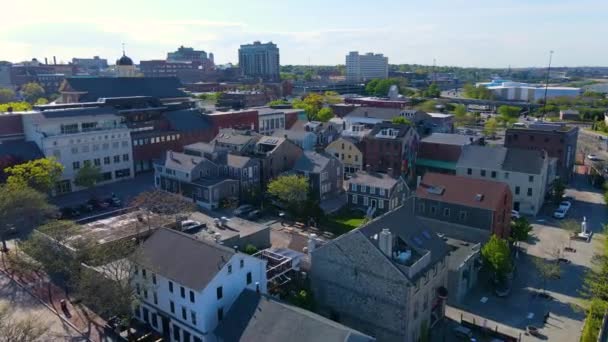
[3,0,607,68]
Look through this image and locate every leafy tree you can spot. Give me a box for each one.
[244,244,258,255]
[0,102,32,112]
[21,82,45,104]
[293,92,339,121]
[511,217,532,244]
[34,98,48,105]
[267,99,289,106]
[74,164,102,190]
[532,257,561,294]
[483,117,498,137]
[0,185,56,251]
[267,175,309,213]
[5,157,64,194]
[552,179,566,203]
[365,79,380,95]
[416,99,439,112]
[481,235,512,282]
[497,105,521,120]
[280,72,297,81]
[316,107,334,122]
[0,304,49,341]
[303,70,315,81]
[422,83,440,98]
[462,83,494,100]
[323,91,341,105]
[0,88,16,104]
[453,104,467,117]
[391,116,412,125]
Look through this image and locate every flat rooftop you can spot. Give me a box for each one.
[188,211,268,243]
[444,237,481,270]
[66,210,170,247]
[421,133,477,146]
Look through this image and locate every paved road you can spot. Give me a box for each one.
[0,272,85,341]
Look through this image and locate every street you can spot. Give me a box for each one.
[0,271,85,341]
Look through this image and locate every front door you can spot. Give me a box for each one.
[371,199,377,208]
[161,316,170,338]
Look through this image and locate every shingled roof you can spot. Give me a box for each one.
[62,77,188,102]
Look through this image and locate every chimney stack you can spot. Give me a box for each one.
[379,228,393,257]
[44,57,48,65]
[53,56,57,65]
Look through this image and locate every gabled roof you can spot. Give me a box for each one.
[347,171,401,190]
[416,172,510,211]
[162,109,212,132]
[457,145,507,170]
[160,150,204,173]
[134,228,235,291]
[62,77,188,102]
[215,290,375,342]
[294,151,334,173]
[368,122,410,138]
[227,154,253,169]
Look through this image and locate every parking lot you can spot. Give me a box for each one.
[447,173,606,341]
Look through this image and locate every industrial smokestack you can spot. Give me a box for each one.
[44,57,48,65]
[53,56,57,65]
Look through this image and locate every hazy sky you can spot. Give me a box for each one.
[3,0,606,67]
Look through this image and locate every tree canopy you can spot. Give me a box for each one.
[421,83,440,98]
[74,164,102,190]
[5,158,63,194]
[463,83,495,100]
[483,117,498,137]
[0,102,32,112]
[316,107,334,122]
[416,99,439,112]
[293,92,340,121]
[0,304,49,341]
[392,116,412,125]
[267,175,309,210]
[510,217,532,243]
[365,78,407,97]
[0,88,16,104]
[21,82,45,104]
[267,99,289,106]
[481,235,512,281]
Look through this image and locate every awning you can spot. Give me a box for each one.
[416,158,457,171]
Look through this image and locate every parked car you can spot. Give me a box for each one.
[88,198,109,209]
[79,204,94,213]
[60,207,80,219]
[587,154,601,161]
[559,201,572,211]
[105,196,122,207]
[553,207,568,219]
[179,220,204,232]
[511,210,520,219]
[247,210,262,220]
[234,204,254,217]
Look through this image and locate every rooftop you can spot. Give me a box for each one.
[506,122,576,133]
[421,133,478,146]
[416,172,510,211]
[444,237,481,270]
[215,290,375,342]
[345,106,403,120]
[187,211,268,245]
[347,171,400,189]
[457,145,507,170]
[160,150,204,173]
[163,109,212,132]
[293,150,334,173]
[134,228,236,291]
[39,106,119,119]
[427,112,454,118]
[61,77,188,102]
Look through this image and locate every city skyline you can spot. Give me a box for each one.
[3,0,608,68]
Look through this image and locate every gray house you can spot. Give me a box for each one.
[311,200,450,342]
[346,171,408,216]
[293,151,343,202]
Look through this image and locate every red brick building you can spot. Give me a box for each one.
[345,97,411,108]
[207,110,259,136]
[363,123,419,178]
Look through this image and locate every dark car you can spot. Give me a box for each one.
[247,210,262,220]
[105,196,122,207]
[79,203,94,213]
[88,198,109,209]
[60,207,80,219]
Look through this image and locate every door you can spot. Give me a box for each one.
[370,199,377,208]
[161,316,170,338]
[513,202,520,211]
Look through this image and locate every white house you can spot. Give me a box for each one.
[132,228,268,342]
[21,107,133,194]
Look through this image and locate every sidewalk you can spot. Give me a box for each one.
[0,253,106,342]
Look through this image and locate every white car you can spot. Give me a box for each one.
[511,210,521,219]
[559,201,572,211]
[587,154,601,161]
[553,207,567,219]
[180,220,203,232]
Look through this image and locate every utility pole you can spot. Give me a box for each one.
[542,50,554,118]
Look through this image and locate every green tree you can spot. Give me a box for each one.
[483,117,498,137]
[323,91,341,105]
[463,83,494,100]
[316,107,334,122]
[497,105,521,120]
[392,116,412,125]
[416,99,439,112]
[511,217,532,243]
[34,97,48,105]
[365,79,380,95]
[267,175,309,213]
[422,83,440,98]
[267,99,289,106]
[21,82,45,104]
[0,185,56,251]
[303,70,315,81]
[552,179,566,203]
[453,104,467,117]
[0,88,16,104]
[0,102,32,112]
[481,235,512,282]
[74,164,102,190]
[5,158,63,194]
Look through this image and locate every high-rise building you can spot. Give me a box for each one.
[238,41,280,82]
[167,45,210,63]
[345,51,388,82]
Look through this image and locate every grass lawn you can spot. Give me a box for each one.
[323,208,366,235]
[584,128,608,137]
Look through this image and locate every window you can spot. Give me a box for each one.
[113,155,120,163]
[430,206,437,215]
[115,168,131,178]
[418,203,425,213]
[363,196,369,206]
[515,186,520,195]
[379,200,384,209]
[459,211,467,221]
[364,186,369,193]
[135,283,140,295]
[152,274,156,285]
[122,154,129,162]
[443,208,450,217]
[190,291,195,303]
[153,292,158,305]
[529,175,534,182]
[142,269,146,279]
[94,158,101,166]
[504,172,509,179]
[467,168,472,175]
[81,122,97,132]
[480,169,486,177]
[352,194,357,204]
[168,281,173,293]
[247,272,252,285]
[169,300,175,313]
[182,307,187,320]
[180,286,185,298]
[104,156,110,165]
[491,171,496,178]
[191,311,197,325]
[350,183,356,191]
[227,265,232,274]
[217,286,223,300]
[240,259,244,268]
[143,289,148,299]
[217,308,224,321]
[173,325,180,341]
[527,188,533,196]
[73,161,80,170]
[151,313,158,328]
[82,145,90,153]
